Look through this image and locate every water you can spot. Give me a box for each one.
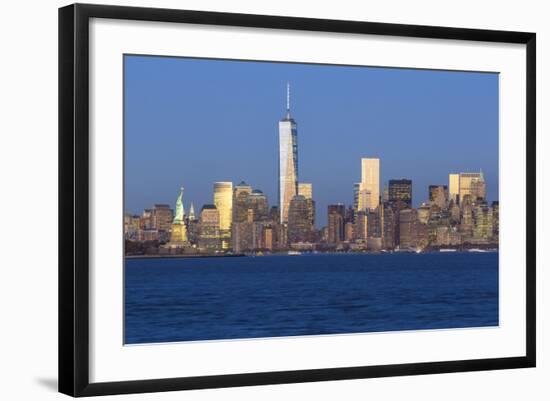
[124,252,498,344]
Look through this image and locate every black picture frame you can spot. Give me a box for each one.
[59,3,536,397]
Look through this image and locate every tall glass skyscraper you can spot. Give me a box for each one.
[389,179,413,208]
[448,171,486,204]
[213,181,233,249]
[278,83,298,224]
[458,171,486,203]
[449,173,460,203]
[360,158,380,210]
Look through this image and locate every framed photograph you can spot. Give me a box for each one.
[59,3,536,397]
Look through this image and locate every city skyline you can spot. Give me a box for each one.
[124,55,499,227]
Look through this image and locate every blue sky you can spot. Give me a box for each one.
[124,55,499,227]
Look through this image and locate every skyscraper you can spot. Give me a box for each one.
[356,183,372,212]
[389,179,412,208]
[382,205,397,249]
[473,201,493,241]
[279,83,299,224]
[124,213,140,240]
[298,183,312,200]
[327,204,345,244]
[213,181,233,249]
[460,195,474,239]
[233,181,253,224]
[353,182,361,211]
[360,158,380,210]
[186,201,199,245]
[248,189,269,221]
[429,185,448,209]
[450,172,486,204]
[287,195,315,244]
[140,209,153,229]
[355,211,368,241]
[449,173,460,204]
[345,221,354,242]
[383,185,389,203]
[417,203,431,224]
[198,204,221,250]
[399,208,418,249]
[459,172,486,202]
[269,206,280,223]
[367,209,382,238]
[152,204,173,233]
[492,201,499,240]
[188,202,196,221]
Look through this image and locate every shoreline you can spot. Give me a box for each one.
[125,253,246,260]
[125,249,498,259]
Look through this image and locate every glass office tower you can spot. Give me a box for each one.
[278,83,298,224]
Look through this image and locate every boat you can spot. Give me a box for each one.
[439,248,457,253]
[468,248,488,253]
[287,250,302,256]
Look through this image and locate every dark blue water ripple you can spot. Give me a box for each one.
[124,253,498,344]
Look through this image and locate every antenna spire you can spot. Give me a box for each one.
[287,82,290,111]
[285,82,291,119]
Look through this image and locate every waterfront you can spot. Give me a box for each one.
[125,252,498,344]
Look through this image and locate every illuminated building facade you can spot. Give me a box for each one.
[298,183,313,200]
[389,179,412,209]
[248,190,269,221]
[353,182,361,210]
[278,83,298,224]
[417,203,431,224]
[360,158,380,210]
[459,172,486,202]
[492,201,499,240]
[382,205,397,249]
[429,185,448,209]
[188,202,196,221]
[287,195,315,244]
[152,204,173,232]
[367,209,381,238]
[449,173,460,204]
[233,181,253,223]
[355,211,368,241]
[124,213,141,240]
[141,209,153,230]
[345,221,354,242]
[327,204,345,243]
[473,201,494,241]
[459,195,474,238]
[399,208,418,249]
[356,183,372,212]
[198,204,221,250]
[213,181,233,249]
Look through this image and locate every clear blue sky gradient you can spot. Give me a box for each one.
[124,55,499,227]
